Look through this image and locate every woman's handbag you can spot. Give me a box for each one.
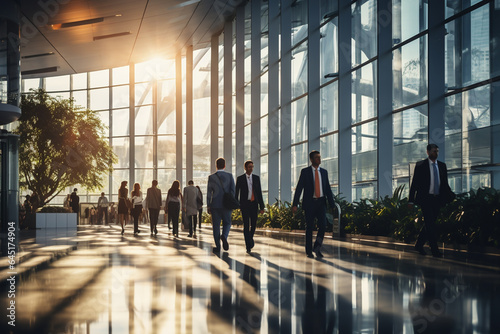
[215,173,240,210]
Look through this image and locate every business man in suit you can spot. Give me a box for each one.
[292,150,335,258]
[409,144,455,257]
[207,157,236,253]
[236,160,265,254]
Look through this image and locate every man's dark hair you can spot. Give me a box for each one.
[216,157,226,169]
[188,180,194,185]
[309,150,320,161]
[427,144,439,151]
[244,160,253,168]
[73,188,78,192]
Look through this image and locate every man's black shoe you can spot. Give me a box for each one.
[213,247,221,253]
[221,235,229,251]
[246,249,251,254]
[314,249,324,258]
[431,251,443,258]
[414,245,427,256]
[306,252,314,258]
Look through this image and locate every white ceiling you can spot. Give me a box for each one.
[18,0,242,78]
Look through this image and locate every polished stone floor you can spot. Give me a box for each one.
[2,225,500,334]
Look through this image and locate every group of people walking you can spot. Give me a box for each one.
[117,179,203,237]
[64,142,453,259]
[206,143,455,259]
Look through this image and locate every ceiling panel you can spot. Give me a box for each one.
[18,0,240,78]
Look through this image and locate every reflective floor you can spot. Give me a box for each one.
[2,225,500,333]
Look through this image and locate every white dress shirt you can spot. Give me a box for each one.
[246,173,253,201]
[428,158,440,195]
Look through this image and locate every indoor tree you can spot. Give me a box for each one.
[15,89,117,210]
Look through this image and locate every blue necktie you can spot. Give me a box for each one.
[433,162,440,195]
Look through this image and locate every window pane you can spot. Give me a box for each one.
[320,134,339,187]
[352,121,377,185]
[112,108,129,136]
[291,96,308,144]
[352,0,377,67]
[291,143,308,193]
[135,169,154,190]
[320,81,338,134]
[158,169,177,195]
[291,0,308,47]
[113,85,129,109]
[97,110,110,138]
[135,82,153,105]
[135,105,153,135]
[72,90,87,109]
[445,5,490,88]
[90,88,109,111]
[89,69,109,88]
[157,136,176,168]
[393,35,428,109]
[392,0,428,44]
[292,41,308,100]
[112,138,129,168]
[320,18,338,85]
[393,105,428,180]
[112,66,129,85]
[158,79,176,135]
[72,73,87,90]
[352,62,377,123]
[112,169,129,198]
[45,75,69,92]
[23,78,40,92]
[135,136,154,168]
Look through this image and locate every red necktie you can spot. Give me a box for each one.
[315,168,321,198]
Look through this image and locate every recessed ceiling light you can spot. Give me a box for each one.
[93,32,131,41]
[49,15,122,30]
[21,67,58,75]
[21,52,55,59]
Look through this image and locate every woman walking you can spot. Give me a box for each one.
[166,180,183,237]
[131,183,143,235]
[118,181,129,235]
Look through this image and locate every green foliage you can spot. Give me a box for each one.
[14,89,117,209]
[38,206,71,213]
[201,186,500,249]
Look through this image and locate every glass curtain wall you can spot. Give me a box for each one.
[19,0,500,207]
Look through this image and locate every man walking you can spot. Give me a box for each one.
[146,180,162,235]
[292,150,335,258]
[183,180,200,237]
[70,188,80,223]
[409,144,455,257]
[235,160,265,253]
[97,192,109,225]
[207,158,236,253]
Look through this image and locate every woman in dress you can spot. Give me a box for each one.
[166,180,183,237]
[131,183,143,235]
[118,181,129,235]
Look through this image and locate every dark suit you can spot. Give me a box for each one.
[292,166,335,254]
[409,159,455,253]
[236,173,265,251]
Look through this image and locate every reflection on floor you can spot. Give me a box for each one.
[2,225,500,334]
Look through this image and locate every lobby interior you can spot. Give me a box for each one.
[1,0,500,333]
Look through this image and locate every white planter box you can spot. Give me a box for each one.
[36,213,78,229]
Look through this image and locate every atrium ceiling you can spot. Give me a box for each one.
[17,0,241,78]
